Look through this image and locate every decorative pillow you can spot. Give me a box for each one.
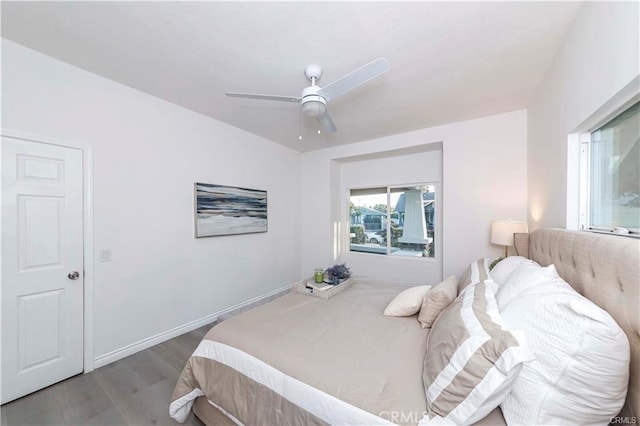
[500,281,630,425]
[457,258,491,293]
[495,262,558,309]
[384,285,432,317]
[417,276,457,328]
[422,281,533,425]
[489,256,530,285]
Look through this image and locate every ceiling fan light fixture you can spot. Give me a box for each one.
[301,95,326,118]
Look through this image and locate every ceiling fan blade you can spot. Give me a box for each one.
[317,111,337,134]
[318,57,390,102]
[226,92,300,103]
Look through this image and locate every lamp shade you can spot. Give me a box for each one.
[491,220,528,246]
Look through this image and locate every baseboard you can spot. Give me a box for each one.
[93,283,292,369]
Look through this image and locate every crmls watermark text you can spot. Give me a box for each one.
[379,411,427,423]
[611,416,638,424]
[379,413,638,424]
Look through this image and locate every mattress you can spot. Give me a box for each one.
[189,394,507,426]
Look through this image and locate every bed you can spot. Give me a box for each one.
[170,229,639,425]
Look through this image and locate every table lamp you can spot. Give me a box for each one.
[491,219,528,258]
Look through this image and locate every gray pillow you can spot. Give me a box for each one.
[457,257,491,293]
[422,280,532,424]
[417,275,457,328]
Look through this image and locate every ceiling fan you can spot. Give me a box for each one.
[226,57,391,135]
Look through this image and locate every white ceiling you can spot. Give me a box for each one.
[1,1,582,152]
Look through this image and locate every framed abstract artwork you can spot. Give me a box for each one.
[194,182,267,237]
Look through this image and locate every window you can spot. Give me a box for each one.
[581,100,639,235]
[349,184,436,257]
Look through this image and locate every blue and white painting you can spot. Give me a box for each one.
[195,183,267,237]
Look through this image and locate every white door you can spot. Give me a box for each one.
[1,137,84,404]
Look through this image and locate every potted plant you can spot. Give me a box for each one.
[325,263,351,285]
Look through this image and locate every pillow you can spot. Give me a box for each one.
[495,262,558,309]
[457,258,491,293]
[422,281,533,425]
[417,275,457,328]
[384,285,432,317]
[500,281,630,425]
[489,256,530,285]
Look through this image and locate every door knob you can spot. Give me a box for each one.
[68,271,80,280]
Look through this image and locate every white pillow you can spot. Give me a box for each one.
[490,256,530,285]
[500,282,630,425]
[496,262,558,309]
[384,285,432,317]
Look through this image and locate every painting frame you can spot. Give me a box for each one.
[194,182,268,238]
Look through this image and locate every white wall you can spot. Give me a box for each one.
[527,2,639,230]
[301,110,528,282]
[1,40,302,362]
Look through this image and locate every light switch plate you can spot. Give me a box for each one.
[99,248,112,262]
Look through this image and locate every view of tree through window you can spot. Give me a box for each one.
[350,185,436,257]
[590,101,639,231]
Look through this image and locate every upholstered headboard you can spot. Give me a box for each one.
[514,229,640,419]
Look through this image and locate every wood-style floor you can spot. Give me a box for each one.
[1,322,215,426]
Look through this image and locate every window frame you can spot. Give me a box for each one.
[578,97,640,237]
[348,182,439,259]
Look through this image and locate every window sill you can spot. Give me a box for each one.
[582,228,640,239]
[347,250,439,262]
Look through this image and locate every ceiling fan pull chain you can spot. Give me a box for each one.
[298,105,303,141]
